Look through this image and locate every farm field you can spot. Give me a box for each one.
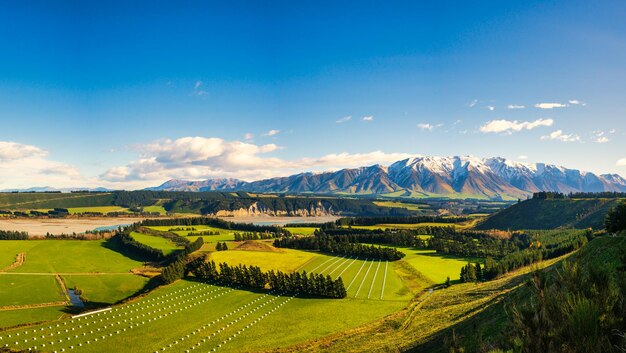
[399,248,477,283]
[67,206,130,215]
[62,275,149,305]
[350,219,481,230]
[0,240,143,273]
[0,306,67,329]
[142,205,168,215]
[283,227,318,235]
[0,279,407,353]
[372,200,428,211]
[144,225,235,243]
[0,274,65,306]
[130,231,182,255]
[209,247,317,273]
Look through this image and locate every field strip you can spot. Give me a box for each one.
[354,260,374,298]
[308,257,335,273]
[380,261,388,299]
[0,272,136,276]
[158,292,275,351]
[318,256,346,274]
[367,260,382,299]
[327,256,352,276]
[346,259,368,291]
[293,256,317,272]
[0,253,25,272]
[204,295,297,352]
[0,301,67,311]
[0,193,103,208]
[334,257,358,280]
[18,286,234,352]
[3,283,226,347]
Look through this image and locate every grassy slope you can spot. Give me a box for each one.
[476,198,623,230]
[62,275,149,304]
[0,193,114,209]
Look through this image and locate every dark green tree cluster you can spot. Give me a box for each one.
[532,191,566,199]
[188,256,346,298]
[429,231,531,258]
[188,230,220,236]
[459,262,482,283]
[334,215,470,227]
[273,234,405,261]
[233,231,280,241]
[0,230,29,240]
[215,242,228,251]
[314,228,427,248]
[159,258,186,284]
[605,200,626,233]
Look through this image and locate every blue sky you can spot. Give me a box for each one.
[0,0,625,189]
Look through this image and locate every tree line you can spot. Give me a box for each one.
[233,231,281,241]
[273,234,405,260]
[334,215,470,227]
[137,217,289,235]
[0,230,29,240]
[187,255,346,298]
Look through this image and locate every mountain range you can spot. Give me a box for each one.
[146,156,626,200]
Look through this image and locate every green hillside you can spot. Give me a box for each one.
[476,198,624,230]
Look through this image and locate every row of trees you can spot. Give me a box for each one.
[188,256,346,298]
[273,234,405,260]
[0,230,29,240]
[334,215,470,227]
[137,216,289,235]
[233,231,281,241]
[215,242,228,251]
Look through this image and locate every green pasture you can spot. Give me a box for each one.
[0,306,66,329]
[62,275,149,305]
[0,274,65,306]
[399,248,478,283]
[142,205,168,215]
[1,279,407,353]
[0,240,143,273]
[130,231,183,256]
[209,248,316,273]
[283,227,318,235]
[67,206,129,214]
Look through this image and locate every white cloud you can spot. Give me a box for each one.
[486,105,495,111]
[595,136,609,143]
[568,99,586,106]
[592,130,610,143]
[244,133,254,140]
[0,141,47,161]
[417,123,442,131]
[535,102,568,109]
[336,116,352,124]
[518,155,529,160]
[541,130,581,142]
[479,118,554,134]
[193,80,209,96]
[362,116,374,122]
[507,104,525,109]
[617,158,626,167]
[263,129,280,137]
[468,99,478,108]
[100,136,413,186]
[0,141,85,189]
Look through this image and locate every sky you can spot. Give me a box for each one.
[0,0,625,189]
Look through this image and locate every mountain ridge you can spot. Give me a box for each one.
[148,156,626,200]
